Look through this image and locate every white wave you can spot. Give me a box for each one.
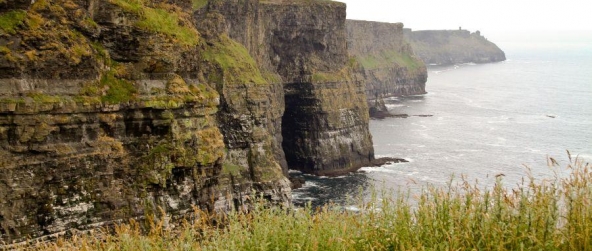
[385,104,406,109]
[291,194,318,201]
[359,166,401,174]
[302,181,321,188]
[374,154,394,158]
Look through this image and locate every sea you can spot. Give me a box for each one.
[291,31,592,208]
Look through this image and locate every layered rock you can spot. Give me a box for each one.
[0,0,290,243]
[346,20,427,117]
[206,0,375,176]
[404,29,506,66]
[0,0,375,243]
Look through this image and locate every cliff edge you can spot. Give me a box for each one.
[404,29,506,66]
[346,20,427,117]
[206,0,375,176]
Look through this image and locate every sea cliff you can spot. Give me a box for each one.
[404,29,506,66]
[346,20,427,117]
[205,0,374,176]
[0,0,373,242]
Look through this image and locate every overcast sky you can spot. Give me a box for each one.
[340,0,592,33]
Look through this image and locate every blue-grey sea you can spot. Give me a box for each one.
[292,34,592,207]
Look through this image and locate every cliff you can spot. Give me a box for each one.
[346,20,427,117]
[205,0,374,176]
[0,0,374,242]
[404,29,506,66]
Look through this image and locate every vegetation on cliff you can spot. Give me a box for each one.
[346,20,427,100]
[21,157,591,250]
[1,0,368,243]
[201,35,267,85]
[0,10,27,34]
[110,0,200,46]
[357,50,423,72]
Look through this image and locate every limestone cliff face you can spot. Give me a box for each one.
[205,0,375,176]
[346,20,427,117]
[0,0,374,242]
[0,0,290,243]
[404,29,506,66]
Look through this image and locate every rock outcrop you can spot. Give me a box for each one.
[0,0,374,243]
[346,20,427,117]
[404,29,506,66]
[206,0,374,176]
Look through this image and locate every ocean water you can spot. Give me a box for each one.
[292,35,592,207]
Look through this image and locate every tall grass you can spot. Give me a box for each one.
[23,155,592,250]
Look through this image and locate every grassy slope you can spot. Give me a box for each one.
[201,35,267,85]
[357,50,423,72]
[28,156,591,250]
[110,0,200,46]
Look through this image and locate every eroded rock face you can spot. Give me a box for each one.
[1,0,378,243]
[404,29,506,66]
[0,0,290,243]
[206,0,375,176]
[346,20,428,115]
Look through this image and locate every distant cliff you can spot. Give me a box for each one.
[0,0,373,242]
[346,20,427,117]
[404,29,506,66]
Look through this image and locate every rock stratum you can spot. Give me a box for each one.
[0,0,374,243]
[346,20,427,118]
[404,29,506,66]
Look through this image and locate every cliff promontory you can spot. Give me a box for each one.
[346,20,427,117]
[0,0,374,243]
[404,29,506,66]
[205,0,374,176]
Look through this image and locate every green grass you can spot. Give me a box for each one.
[192,0,208,10]
[110,0,199,46]
[311,68,350,83]
[0,10,26,34]
[202,35,267,85]
[99,71,137,104]
[358,50,423,71]
[25,154,591,250]
[222,163,242,176]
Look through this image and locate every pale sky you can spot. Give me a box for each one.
[340,0,592,33]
